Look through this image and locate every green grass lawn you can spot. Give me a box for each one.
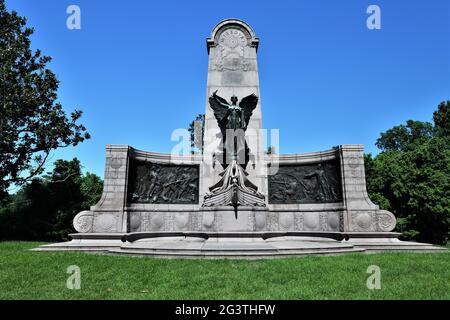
[0,241,449,300]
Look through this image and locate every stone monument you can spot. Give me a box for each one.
[36,19,446,257]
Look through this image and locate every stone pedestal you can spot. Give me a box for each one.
[202,19,266,202]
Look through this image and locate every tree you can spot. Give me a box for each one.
[0,1,90,201]
[188,114,205,154]
[433,101,450,139]
[80,172,103,209]
[364,153,391,211]
[366,101,450,244]
[0,158,103,241]
[45,159,85,240]
[375,120,433,152]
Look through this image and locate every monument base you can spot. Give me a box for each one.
[33,232,447,258]
[33,233,125,252]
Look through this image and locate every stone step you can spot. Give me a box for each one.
[120,244,358,253]
[352,244,448,252]
[33,246,116,252]
[32,233,448,257]
[108,248,366,258]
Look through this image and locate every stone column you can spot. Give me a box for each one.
[73,145,130,233]
[338,144,380,232]
[201,19,266,203]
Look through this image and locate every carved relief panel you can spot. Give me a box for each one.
[268,160,343,204]
[211,27,256,73]
[127,160,199,204]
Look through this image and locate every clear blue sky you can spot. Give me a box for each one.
[5,0,450,179]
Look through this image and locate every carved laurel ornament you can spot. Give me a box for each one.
[73,210,94,233]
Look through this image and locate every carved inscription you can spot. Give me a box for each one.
[219,28,248,48]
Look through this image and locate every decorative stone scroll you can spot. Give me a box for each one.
[377,210,396,232]
[73,210,94,233]
[127,160,199,204]
[268,160,342,204]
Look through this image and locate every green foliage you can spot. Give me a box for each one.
[0,2,89,201]
[366,101,450,244]
[80,172,103,209]
[433,101,450,139]
[375,120,433,152]
[0,158,103,241]
[1,242,450,299]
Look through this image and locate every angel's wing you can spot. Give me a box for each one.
[209,91,229,132]
[239,93,258,129]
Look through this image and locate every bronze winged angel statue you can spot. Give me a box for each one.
[203,90,265,209]
[209,90,258,169]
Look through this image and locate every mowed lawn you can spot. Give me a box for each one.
[0,241,449,300]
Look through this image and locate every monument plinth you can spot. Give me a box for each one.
[36,19,446,257]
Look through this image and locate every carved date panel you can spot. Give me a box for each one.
[127,160,199,204]
[268,160,342,204]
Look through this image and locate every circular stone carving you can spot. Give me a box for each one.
[150,213,164,230]
[254,212,266,230]
[73,211,93,233]
[109,156,122,169]
[129,213,141,231]
[348,161,360,169]
[174,212,190,229]
[356,213,372,230]
[219,28,247,49]
[202,212,215,228]
[304,212,320,230]
[327,213,340,230]
[377,210,396,232]
[97,213,116,231]
[279,212,294,230]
